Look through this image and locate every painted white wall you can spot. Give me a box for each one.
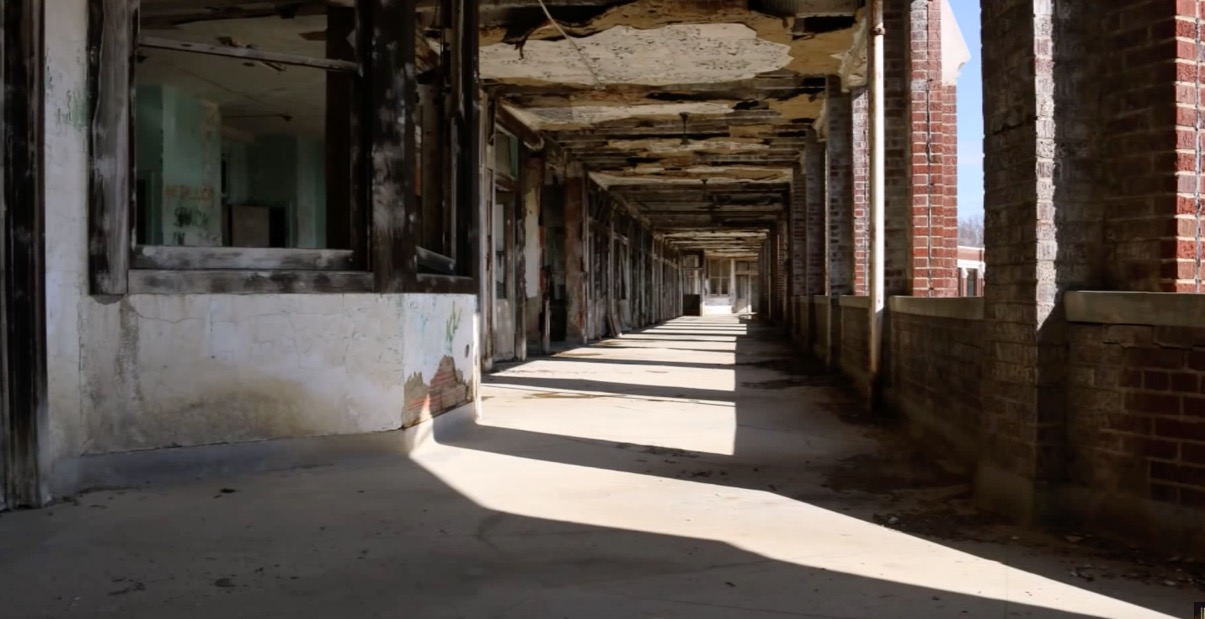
[42,1,479,494]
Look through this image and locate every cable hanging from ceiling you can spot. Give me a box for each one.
[535,0,605,89]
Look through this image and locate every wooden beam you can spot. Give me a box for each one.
[3,0,47,508]
[88,0,135,296]
[605,182,792,195]
[450,0,480,286]
[138,36,358,72]
[140,0,338,27]
[492,75,826,107]
[368,0,418,292]
[325,5,363,262]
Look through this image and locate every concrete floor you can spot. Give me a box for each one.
[0,317,1195,618]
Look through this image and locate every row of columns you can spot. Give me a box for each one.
[762,0,1205,524]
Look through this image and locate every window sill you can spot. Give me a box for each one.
[133,246,360,271]
[129,270,374,295]
[411,274,477,295]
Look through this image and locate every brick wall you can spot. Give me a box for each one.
[1093,1,1204,292]
[403,356,471,428]
[851,88,870,296]
[883,0,910,295]
[805,135,827,298]
[1173,1,1205,292]
[811,297,829,361]
[910,0,958,297]
[980,0,1061,490]
[776,221,789,320]
[790,164,807,303]
[882,0,958,297]
[888,309,983,467]
[1067,324,1205,511]
[827,76,855,296]
[839,301,869,392]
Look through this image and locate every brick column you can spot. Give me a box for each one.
[804,133,827,345]
[883,0,958,297]
[777,218,789,321]
[979,0,1065,523]
[563,166,587,344]
[1097,1,1205,292]
[827,76,855,297]
[789,164,807,336]
[852,87,870,296]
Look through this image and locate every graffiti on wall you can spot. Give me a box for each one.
[402,295,477,428]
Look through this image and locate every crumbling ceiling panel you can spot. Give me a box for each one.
[483,0,862,256]
[481,24,792,87]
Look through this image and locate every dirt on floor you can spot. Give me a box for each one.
[818,397,1205,594]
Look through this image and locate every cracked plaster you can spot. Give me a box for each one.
[40,0,479,489]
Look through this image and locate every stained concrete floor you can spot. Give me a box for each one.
[0,316,1195,618]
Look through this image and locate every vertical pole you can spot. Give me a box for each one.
[868,0,887,409]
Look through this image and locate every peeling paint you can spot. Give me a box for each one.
[505,102,735,131]
[482,24,792,87]
[54,89,88,130]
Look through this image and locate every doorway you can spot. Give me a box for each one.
[734,259,757,315]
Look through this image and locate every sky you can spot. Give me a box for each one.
[950,1,983,221]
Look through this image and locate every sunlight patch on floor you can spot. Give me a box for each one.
[413,443,1174,619]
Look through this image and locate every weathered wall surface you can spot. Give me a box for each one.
[810,297,829,362]
[42,1,477,496]
[1065,321,1205,548]
[814,292,1205,553]
[882,0,957,297]
[402,294,479,429]
[838,299,868,394]
[887,301,983,468]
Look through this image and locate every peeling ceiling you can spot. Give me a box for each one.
[504,102,736,130]
[488,0,864,256]
[481,24,793,86]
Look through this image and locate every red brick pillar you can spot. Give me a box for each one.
[1098,1,1205,292]
[884,0,958,297]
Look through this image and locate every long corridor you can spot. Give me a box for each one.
[0,318,1193,618]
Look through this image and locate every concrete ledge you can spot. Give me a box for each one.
[67,403,478,493]
[889,296,984,320]
[838,295,870,309]
[1066,291,1205,328]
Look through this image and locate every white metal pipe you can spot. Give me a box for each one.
[868,0,887,407]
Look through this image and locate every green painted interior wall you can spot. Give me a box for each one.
[135,85,327,248]
[136,86,165,244]
[160,86,223,246]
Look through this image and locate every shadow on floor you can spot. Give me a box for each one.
[0,318,1189,618]
[459,316,1193,618]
